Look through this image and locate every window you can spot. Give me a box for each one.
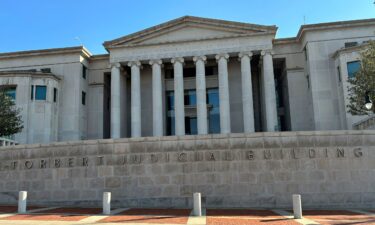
[82,91,86,105]
[347,61,361,78]
[35,85,47,100]
[184,90,196,106]
[185,117,197,135]
[31,86,34,100]
[1,86,16,100]
[53,88,58,102]
[337,66,341,82]
[207,88,220,134]
[304,46,308,61]
[166,91,175,135]
[345,42,358,48]
[306,75,310,89]
[82,65,87,79]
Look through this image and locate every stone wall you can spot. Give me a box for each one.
[0,130,374,209]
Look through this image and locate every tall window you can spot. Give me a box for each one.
[82,64,87,79]
[207,88,220,134]
[166,91,175,135]
[347,61,361,78]
[337,66,341,83]
[31,86,34,100]
[53,88,58,102]
[184,90,196,106]
[166,88,221,135]
[35,85,47,100]
[82,91,86,105]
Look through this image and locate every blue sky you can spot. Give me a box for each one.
[0,0,374,54]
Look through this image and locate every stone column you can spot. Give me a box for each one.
[128,61,142,137]
[239,52,255,133]
[193,56,208,135]
[171,57,185,136]
[215,53,231,134]
[110,63,121,138]
[261,50,278,131]
[149,59,163,136]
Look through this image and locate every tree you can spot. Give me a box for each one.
[0,90,23,137]
[347,41,375,115]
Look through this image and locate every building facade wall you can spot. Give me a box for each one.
[1,17,375,144]
[0,51,89,144]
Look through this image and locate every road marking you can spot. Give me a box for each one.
[272,209,320,225]
[187,208,206,225]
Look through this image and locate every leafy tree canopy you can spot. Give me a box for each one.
[0,90,23,137]
[347,41,375,115]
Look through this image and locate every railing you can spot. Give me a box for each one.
[353,114,375,130]
[0,137,18,147]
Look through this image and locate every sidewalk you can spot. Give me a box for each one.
[0,205,374,225]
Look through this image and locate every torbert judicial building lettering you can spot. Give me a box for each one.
[0,16,375,145]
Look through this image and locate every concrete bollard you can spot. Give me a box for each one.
[103,192,111,215]
[18,191,27,213]
[193,192,202,216]
[292,194,302,219]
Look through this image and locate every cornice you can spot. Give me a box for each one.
[274,18,375,46]
[331,43,369,58]
[0,46,92,60]
[0,71,62,81]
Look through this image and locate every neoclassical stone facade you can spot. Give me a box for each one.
[0,16,375,144]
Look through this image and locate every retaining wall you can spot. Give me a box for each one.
[0,130,374,209]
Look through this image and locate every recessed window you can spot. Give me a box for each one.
[35,85,47,100]
[1,86,16,100]
[82,91,86,105]
[304,46,308,61]
[31,86,34,100]
[53,88,58,102]
[345,42,358,48]
[184,90,196,106]
[347,61,361,78]
[207,88,220,134]
[82,65,87,79]
[306,74,310,89]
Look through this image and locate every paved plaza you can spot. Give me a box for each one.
[0,206,373,225]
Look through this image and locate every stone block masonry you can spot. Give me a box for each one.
[0,130,374,209]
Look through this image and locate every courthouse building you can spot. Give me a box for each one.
[0,16,374,144]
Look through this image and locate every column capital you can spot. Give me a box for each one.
[109,62,121,69]
[149,59,163,66]
[261,50,274,57]
[215,53,229,61]
[171,57,184,64]
[127,61,142,67]
[238,52,253,59]
[193,55,207,64]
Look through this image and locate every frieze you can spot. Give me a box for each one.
[0,147,364,171]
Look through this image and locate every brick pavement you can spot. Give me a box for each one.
[0,206,373,224]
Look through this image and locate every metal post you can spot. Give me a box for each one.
[293,194,302,219]
[103,192,111,215]
[18,191,27,213]
[193,192,202,216]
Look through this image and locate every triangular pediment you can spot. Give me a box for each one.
[104,16,277,48]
